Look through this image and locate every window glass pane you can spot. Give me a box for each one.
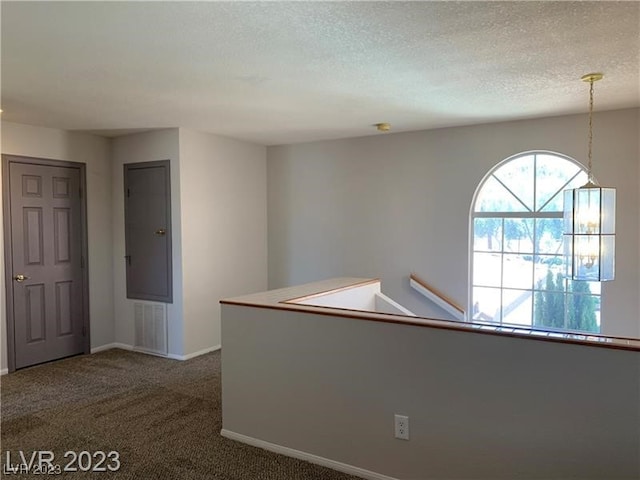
[475,176,529,212]
[472,287,501,323]
[473,218,502,252]
[473,253,502,287]
[565,292,599,333]
[536,255,564,272]
[502,289,532,326]
[541,171,588,212]
[535,154,581,211]
[503,218,533,253]
[503,254,533,289]
[493,155,534,211]
[533,260,565,292]
[567,280,601,295]
[535,218,563,255]
[533,277,565,328]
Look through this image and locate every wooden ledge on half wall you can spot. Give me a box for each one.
[220,277,640,352]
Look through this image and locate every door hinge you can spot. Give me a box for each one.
[80,256,85,268]
[79,187,83,198]
[124,255,131,266]
[127,188,130,197]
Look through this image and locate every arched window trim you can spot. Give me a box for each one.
[468,150,600,333]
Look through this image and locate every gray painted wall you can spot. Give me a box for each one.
[179,128,267,353]
[0,121,114,372]
[111,128,267,357]
[111,129,185,356]
[267,108,640,338]
[222,303,640,479]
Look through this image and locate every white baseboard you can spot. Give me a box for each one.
[92,343,220,361]
[91,343,133,354]
[2,343,220,373]
[220,429,397,480]
[167,345,221,361]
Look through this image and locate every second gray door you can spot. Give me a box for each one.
[124,160,172,303]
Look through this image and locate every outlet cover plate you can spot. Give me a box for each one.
[394,414,409,440]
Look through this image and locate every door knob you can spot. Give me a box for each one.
[155,228,166,236]
[14,274,29,282]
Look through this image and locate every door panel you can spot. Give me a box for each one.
[7,160,86,369]
[22,175,42,197]
[55,281,73,336]
[52,176,70,197]
[25,284,46,342]
[54,208,71,263]
[124,161,172,303]
[23,207,44,264]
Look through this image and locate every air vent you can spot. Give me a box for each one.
[134,302,168,356]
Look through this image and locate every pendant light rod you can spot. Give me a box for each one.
[581,72,603,184]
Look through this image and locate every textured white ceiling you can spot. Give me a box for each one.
[2,1,639,145]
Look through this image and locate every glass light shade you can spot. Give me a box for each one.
[563,185,616,281]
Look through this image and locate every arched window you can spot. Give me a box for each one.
[470,151,601,333]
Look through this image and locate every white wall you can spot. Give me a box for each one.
[178,129,267,354]
[0,121,114,371]
[222,303,640,479]
[267,108,640,338]
[111,129,184,356]
[294,282,379,311]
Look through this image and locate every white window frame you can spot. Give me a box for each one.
[468,150,600,332]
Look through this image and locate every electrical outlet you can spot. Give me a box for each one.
[394,414,409,440]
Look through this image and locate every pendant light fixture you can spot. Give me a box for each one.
[563,73,616,281]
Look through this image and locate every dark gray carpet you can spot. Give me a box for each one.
[1,349,361,479]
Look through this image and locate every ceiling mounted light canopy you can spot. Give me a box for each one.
[563,73,616,281]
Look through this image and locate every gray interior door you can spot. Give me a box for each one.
[5,159,87,369]
[124,160,172,303]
